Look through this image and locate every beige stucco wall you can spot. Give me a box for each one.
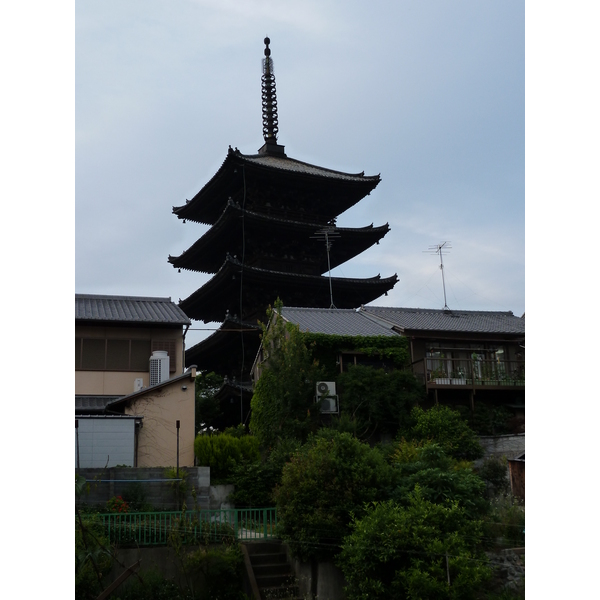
[124,369,196,468]
[75,324,185,396]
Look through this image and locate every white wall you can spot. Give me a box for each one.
[76,417,136,468]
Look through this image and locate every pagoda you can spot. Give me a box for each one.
[170,38,398,408]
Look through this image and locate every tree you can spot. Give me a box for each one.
[194,432,260,481]
[408,405,484,461]
[274,429,395,561]
[390,441,489,520]
[195,371,224,435]
[250,299,323,447]
[336,365,424,440]
[339,492,491,600]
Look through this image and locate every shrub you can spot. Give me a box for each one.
[478,456,511,497]
[390,441,489,520]
[409,405,484,461]
[121,482,153,512]
[106,495,129,514]
[484,495,525,548]
[113,570,184,600]
[229,439,300,507]
[76,514,114,600]
[249,300,324,447]
[339,492,491,600]
[336,365,424,439]
[274,429,395,561]
[194,433,260,481]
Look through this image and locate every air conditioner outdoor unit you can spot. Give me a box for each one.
[316,381,338,414]
[320,396,339,414]
[316,381,336,397]
[133,378,144,392]
[149,351,170,386]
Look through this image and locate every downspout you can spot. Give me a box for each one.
[182,323,190,373]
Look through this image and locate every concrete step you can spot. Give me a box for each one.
[253,563,292,578]
[245,541,284,555]
[258,584,300,600]
[255,573,295,588]
[250,551,288,566]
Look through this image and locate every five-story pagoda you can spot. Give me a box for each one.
[170,38,397,414]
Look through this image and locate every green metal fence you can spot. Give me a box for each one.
[91,508,277,547]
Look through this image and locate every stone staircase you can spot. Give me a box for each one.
[243,540,300,600]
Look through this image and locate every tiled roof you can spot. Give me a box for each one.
[281,307,397,337]
[75,395,123,413]
[241,152,380,183]
[76,294,191,325]
[359,306,525,335]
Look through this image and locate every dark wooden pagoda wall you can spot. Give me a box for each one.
[178,153,394,381]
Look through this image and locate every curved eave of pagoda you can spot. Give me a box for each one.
[169,202,390,274]
[185,316,261,375]
[172,147,381,225]
[179,256,398,323]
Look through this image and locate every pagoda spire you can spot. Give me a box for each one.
[258,37,286,156]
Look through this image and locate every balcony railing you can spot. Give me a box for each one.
[412,358,525,389]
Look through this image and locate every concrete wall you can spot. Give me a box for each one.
[288,547,347,600]
[76,466,211,510]
[124,371,196,467]
[479,433,525,460]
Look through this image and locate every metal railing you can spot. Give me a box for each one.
[412,358,525,388]
[91,507,278,547]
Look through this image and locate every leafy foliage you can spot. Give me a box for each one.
[390,441,489,520]
[113,570,184,600]
[75,513,114,600]
[478,456,511,497]
[194,433,260,481]
[250,300,323,447]
[339,492,491,600]
[484,495,525,548]
[274,429,395,561]
[195,371,224,434]
[229,438,300,507]
[457,403,513,436]
[336,365,424,439]
[409,405,484,461]
[302,333,411,375]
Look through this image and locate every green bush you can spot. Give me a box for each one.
[409,405,484,461]
[457,404,513,436]
[484,495,525,548]
[75,514,114,600]
[274,429,395,561]
[478,456,511,497]
[336,365,425,440]
[194,433,260,481]
[390,441,489,520]
[339,492,491,600]
[249,300,324,447]
[113,570,184,600]
[229,438,300,507]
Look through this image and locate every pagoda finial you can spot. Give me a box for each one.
[258,37,286,155]
[262,37,278,143]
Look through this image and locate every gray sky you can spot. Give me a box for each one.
[76,0,524,348]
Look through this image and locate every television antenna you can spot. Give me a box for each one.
[424,242,452,310]
[311,226,340,308]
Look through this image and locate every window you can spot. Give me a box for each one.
[76,338,168,372]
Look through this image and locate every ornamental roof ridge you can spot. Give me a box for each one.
[232,147,380,181]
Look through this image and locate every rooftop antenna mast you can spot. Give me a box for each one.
[311,226,340,308]
[425,241,452,310]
